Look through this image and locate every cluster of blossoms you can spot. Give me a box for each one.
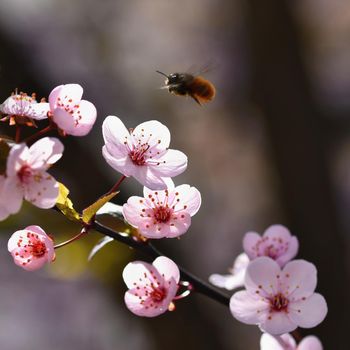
[210,225,327,348]
[0,83,328,349]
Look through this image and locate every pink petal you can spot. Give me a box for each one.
[209,253,249,290]
[209,272,245,290]
[48,85,64,110]
[7,229,25,252]
[276,236,299,267]
[102,145,131,175]
[232,253,250,275]
[133,120,170,150]
[164,211,191,238]
[260,311,297,335]
[230,290,269,325]
[172,184,201,216]
[102,115,130,146]
[263,224,292,241]
[28,137,64,169]
[1,177,23,215]
[143,179,175,199]
[66,100,97,136]
[122,196,149,228]
[124,278,177,317]
[29,102,50,120]
[245,257,281,297]
[264,225,299,267]
[24,171,59,209]
[6,143,27,177]
[52,100,96,137]
[242,231,261,259]
[260,333,296,350]
[50,84,83,108]
[122,261,161,289]
[288,293,327,328]
[10,248,47,271]
[150,149,188,178]
[281,260,317,300]
[131,166,168,190]
[298,336,323,350]
[153,256,180,283]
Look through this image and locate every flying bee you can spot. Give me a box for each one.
[156,70,216,105]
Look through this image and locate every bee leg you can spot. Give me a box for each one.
[191,95,202,106]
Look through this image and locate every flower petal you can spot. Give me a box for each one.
[298,336,323,350]
[131,167,168,190]
[245,257,280,297]
[243,231,261,259]
[288,293,327,328]
[172,184,201,216]
[281,260,317,300]
[6,143,28,177]
[133,120,170,150]
[122,260,161,289]
[28,137,64,169]
[150,149,188,178]
[153,256,180,283]
[102,115,130,146]
[230,290,269,325]
[102,145,131,175]
[1,177,23,215]
[260,333,296,350]
[24,171,59,209]
[260,311,297,335]
[29,102,50,120]
[209,273,245,290]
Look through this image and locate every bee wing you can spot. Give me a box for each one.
[187,61,217,76]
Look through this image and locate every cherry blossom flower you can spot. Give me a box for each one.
[209,225,298,291]
[243,225,299,267]
[0,137,63,219]
[0,92,49,125]
[122,256,180,317]
[230,257,327,335]
[123,180,201,238]
[102,115,188,190]
[8,225,55,271]
[260,333,323,350]
[209,253,249,290]
[48,84,97,136]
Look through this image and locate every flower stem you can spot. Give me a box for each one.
[23,124,54,144]
[106,175,127,195]
[54,226,89,249]
[92,219,230,307]
[15,125,21,143]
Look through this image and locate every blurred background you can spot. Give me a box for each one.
[0,0,349,348]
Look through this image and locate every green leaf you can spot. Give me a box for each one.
[82,191,118,224]
[56,182,81,222]
[0,139,10,175]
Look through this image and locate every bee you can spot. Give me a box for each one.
[156,70,216,105]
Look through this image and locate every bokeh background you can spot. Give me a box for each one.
[0,0,349,349]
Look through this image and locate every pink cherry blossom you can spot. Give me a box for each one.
[8,225,55,271]
[102,115,188,190]
[0,92,49,123]
[0,137,63,219]
[209,253,249,290]
[243,225,299,267]
[230,257,327,335]
[48,84,97,136]
[260,333,323,350]
[123,180,201,238]
[122,256,180,317]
